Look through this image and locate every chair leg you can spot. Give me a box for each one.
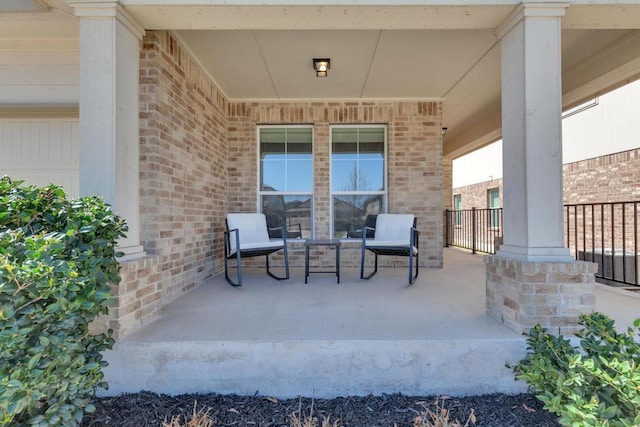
[224,242,242,287]
[409,234,419,285]
[360,242,366,279]
[361,249,379,280]
[284,244,290,279]
[409,252,419,285]
[265,246,290,281]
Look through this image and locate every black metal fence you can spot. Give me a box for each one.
[444,208,503,254]
[444,202,640,288]
[565,202,639,287]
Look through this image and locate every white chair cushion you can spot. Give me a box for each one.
[365,239,418,255]
[366,239,409,247]
[238,240,284,252]
[227,213,283,254]
[372,214,415,242]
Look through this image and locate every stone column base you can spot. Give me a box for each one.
[485,255,597,335]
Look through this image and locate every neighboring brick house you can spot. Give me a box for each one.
[452,148,640,287]
[452,147,640,208]
[564,148,640,204]
[452,179,503,211]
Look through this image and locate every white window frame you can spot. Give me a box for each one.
[256,125,315,237]
[329,124,388,240]
[453,194,462,227]
[487,188,500,230]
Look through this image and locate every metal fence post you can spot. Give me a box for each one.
[445,209,451,247]
[471,207,477,254]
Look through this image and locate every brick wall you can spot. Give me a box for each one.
[442,158,453,211]
[227,101,444,268]
[453,149,640,285]
[452,179,503,210]
[564,149,640,264]
[452,148,640,208]
[110,30,228,338]
[112,256,162,338]
[111,30,445,337]
[452,149,640,220]
[564,148,640,204]
[486,256,597,335]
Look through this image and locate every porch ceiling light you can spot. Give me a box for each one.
[441,127,448,136]
[313,58,330,77]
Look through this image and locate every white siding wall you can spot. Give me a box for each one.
[0,41,79,104]
[0,119,80,198]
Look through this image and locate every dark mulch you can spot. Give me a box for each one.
[80,391,561,426]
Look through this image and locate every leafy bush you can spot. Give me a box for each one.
[0,177,127,426]
[513,312,640,427]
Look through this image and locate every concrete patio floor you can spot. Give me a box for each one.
[102,248,640,398]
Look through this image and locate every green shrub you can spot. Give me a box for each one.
[513,312,640,427]
[0,177,127,426]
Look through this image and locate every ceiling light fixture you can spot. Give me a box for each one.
[441,127,448,136]
[313,58,330,77]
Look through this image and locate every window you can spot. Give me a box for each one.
[259,126,313,238]
[487,188,500,229]
[453,194,462,226]
[331,125,386,238]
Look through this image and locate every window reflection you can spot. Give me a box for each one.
[259,127,313,238]
[332,128,384,192]
[262,195,312,239]
[333,195,383,239]
[331,126,386,238]
[260,128,312,192]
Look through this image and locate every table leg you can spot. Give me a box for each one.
[336,244,340,283]
[304,244,310,284]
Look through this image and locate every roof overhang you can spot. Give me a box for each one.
[2,0,640,158]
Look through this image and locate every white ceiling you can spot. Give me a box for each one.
[2,0,640,158]
[176,29,501,100]
[175,27,637,157]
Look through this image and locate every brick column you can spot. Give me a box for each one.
[442,157,453,248]
[486,256,597,335]
[442,157,453,212]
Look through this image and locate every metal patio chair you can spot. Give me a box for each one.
[360,213,419,284]
[224,213,290,287]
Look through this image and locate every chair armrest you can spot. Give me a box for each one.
[268,225,289,243]
[267,225,287,240]
[346,224,360,238]
[410,226,419,250]
[224,227,240,256]
[286,222,302,239]
[286,222,302,232]
[347,223,367,239]
[361,225,376,243]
